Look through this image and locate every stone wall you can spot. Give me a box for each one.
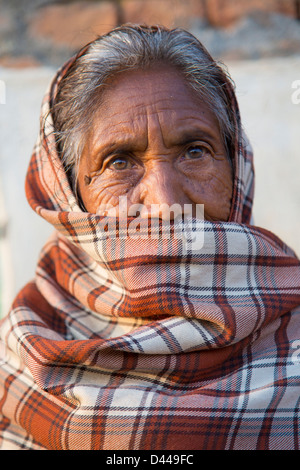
[0,0,300,66]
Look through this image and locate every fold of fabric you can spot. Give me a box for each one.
[0,44,300,450]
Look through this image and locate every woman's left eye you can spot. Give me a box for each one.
[184,145,211,160]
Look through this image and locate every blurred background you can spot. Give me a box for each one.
[0,0,300,317]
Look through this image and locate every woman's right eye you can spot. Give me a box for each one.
[107,156,134,171]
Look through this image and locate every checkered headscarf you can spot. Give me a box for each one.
[1,43,300,450]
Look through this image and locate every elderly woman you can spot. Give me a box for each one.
[0,25,300,451]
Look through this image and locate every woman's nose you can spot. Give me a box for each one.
[130,164,190,220]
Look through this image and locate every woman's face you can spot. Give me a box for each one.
[78,67,233,222]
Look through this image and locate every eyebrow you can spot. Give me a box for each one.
[92,141,144,162]
[92,127,218,157]
[169,129,218,147]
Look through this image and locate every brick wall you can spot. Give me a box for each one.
[200,0,297,27]
[26,0,300,50]
[0,0,299,66]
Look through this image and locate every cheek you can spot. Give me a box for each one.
[79,180,122,214]
[78,174,139,214]
[184,161,233,221]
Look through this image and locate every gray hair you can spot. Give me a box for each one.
[51,24,236,195]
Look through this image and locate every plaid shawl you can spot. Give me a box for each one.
[1,53,300,451]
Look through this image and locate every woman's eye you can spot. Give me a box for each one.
[108,156,133,170]
[184,145,211,160]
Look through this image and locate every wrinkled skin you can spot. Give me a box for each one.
[78,67,233,222]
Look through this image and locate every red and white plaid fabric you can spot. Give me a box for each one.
[0,50,300,450]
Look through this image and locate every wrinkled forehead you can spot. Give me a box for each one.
[85,66,224,150]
